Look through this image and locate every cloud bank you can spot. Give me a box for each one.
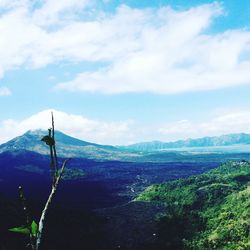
[2,109,250,145]
[159,110,250,141]
[0,109,133,145]
[0,1,250,94]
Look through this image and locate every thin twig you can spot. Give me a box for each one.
[18,186,30,226]
[35,159,70,250]
[18,186,35,250]
[53,145,58,176]
[51,112,58,175]
[48,129,55,186]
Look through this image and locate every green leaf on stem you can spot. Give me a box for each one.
[9,226,30,235]
[31,220,38,237]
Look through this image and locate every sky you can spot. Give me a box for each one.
[1,0,250,145]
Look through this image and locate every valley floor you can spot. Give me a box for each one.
[1,151,250,249]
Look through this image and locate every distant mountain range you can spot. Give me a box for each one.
[121,133,250,152]
[1,131,250,159]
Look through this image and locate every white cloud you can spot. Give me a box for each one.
[0,0,92,72]
[32,0,91,26]
[0,2,250,94]
[158,110,250,141]
[0,0,29,9]
[2,109,250,145]
[0,86,11,96]
[0,109,133,145]
[56,4,250,94]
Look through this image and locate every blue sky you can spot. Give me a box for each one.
[0,0,250,145]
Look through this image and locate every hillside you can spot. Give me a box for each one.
[2,131,250,162]
[136,161,250,249]
[0,130,140,161]
[123,133,250,152]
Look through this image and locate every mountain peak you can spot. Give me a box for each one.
[0,130,119,159]
[26,129,44,133]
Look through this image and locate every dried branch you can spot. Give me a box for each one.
[10,112,70,250]
[35,159,70,250]
[35,112,70,250]
[49,129,56,186]
[41,128,56,186]
[51,112,58,176]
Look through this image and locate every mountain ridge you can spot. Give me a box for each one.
[122,133,250,151]
[1,131,250,159]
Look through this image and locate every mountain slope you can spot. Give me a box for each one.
[0,130,136,160]
[136,161,250,249]
[122,133,250,152]
[2,131,250,160]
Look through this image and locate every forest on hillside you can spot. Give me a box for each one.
[136,161,250,249]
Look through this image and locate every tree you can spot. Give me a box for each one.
[9,112,70,250]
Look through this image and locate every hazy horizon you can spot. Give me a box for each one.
[2,127,250,147]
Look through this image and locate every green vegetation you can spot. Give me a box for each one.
[136,161,250,249]
[9,220,38,237]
